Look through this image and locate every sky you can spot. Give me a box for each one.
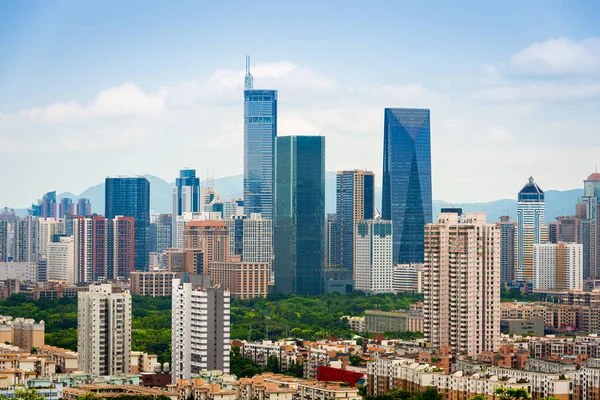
[1,0,600,207]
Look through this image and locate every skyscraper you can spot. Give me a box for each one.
[150,214,172,253]
[29,191,57,219]
[76,198,92,217]
[516,176,546,284]
[423,212,500,355]
[183,220,230,275]
[382,108,432,264]
[354,219,393,293]
[172,169,200,248]
[577,173,600,279]
[534,243,583,291]
[105,177,150,271]
[336,170,375,277]
[78,284,132,376]
[497,216,517,285]
[274,136,325,295]
[243,57,277,220]
[59,198,74,218]
[172,279,230,381]
[325,214,339,269]
[47,235,75,283]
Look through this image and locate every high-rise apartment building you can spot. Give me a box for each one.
[382,108,432,264]
[38,218,65,258]
[0,221,8,262]
[534,243,583,291]
[172,169,200,248]
[210,261,270,299]
[516,176,546,284]
[224,216,245,257]
[172,279,230,381]
[274,136,325,295]
[243,59,277,220]
[423,212,500,355]
[15,216,38,263]
[183,220,229,275]
[78,284,132,376]
[497,216,517,285]
[47,236,75,283]
[392,263,423,293]
[76,198,92,217]
[105,177,150,271]
[336,170,375,278]
[29,191,57,219]
[242,213,272,265]
[354,219,393,293]
[59,198,74,218]
[578,173,600,279]
[150,214,172,253]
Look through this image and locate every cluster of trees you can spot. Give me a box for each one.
[0,291,423,365]
[230,346,303,379]
[359,387,442,400]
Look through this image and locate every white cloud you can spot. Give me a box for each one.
[474,81,600,101]
[509,37,600,76]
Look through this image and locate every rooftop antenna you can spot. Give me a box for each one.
[244,55,254,90]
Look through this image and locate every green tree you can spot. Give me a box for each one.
[494,387,531,400]
[470,395,488,400]
[349,353,362,367]
[387,388,411,400]
[14,388,45,400]
[265,355,280,373]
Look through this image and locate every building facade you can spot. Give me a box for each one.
[172,279,230,381]
[423,212,500,355]
[392,263,423,293]
[534,243,583,291]
[578,173,600,279]
[274,136,325,295]
[183,220,229,275]
[497,216,517,285]
[76,198,92,217]
[209,261,270,299]
[130,271,177,296]
[150,214,172,253]
[516,176,546,284]
[382,108,432,264]
[242,213,272,276]
[77,284,132,376]
[47,236,75,283]
[354,219,394,293]
[172,169,200,249]
[58,198,74,218]
[105,177,150,271]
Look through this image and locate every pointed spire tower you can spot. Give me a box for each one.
[244,55,254,90]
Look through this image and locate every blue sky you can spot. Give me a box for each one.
[1,0,600,206]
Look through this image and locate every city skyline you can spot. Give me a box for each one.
[2,1,600,207]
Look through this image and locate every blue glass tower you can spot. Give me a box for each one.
[274,136,325,295]
[105,177,150,271]
[172,169,200,248]
[243,59,277,220]
[382,108,432,264]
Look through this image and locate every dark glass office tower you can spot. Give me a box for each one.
[382,108,432,264]
[336,170,375,275]
[243,89,277,220]
[172,169,200,248]
[105,177,150,271]
[274,136,325,294]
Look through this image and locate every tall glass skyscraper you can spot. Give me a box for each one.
[243,85,277,220]
[336,170,375,276]
[274,136,325,295]
[382,108,432,264]
[516,176,545,283]
[105,177,150,271]
[172,169,200,247]
[577,173,600,278]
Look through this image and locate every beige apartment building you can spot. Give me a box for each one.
[183,220,230,275]
[423,212,500,355]
[210,261,270,299]
[0,317,44,350]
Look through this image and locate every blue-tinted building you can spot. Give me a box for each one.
[29,191,57,218]
[105,177,150,271]
[336,170,375,275]
[172,169,200,247]
[243,89,277,220]
[382,108,432,264]
[274,136,325,295]
[516,176,545,283]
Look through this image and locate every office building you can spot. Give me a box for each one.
[242,213,272,267]
[578,173,600,279]
[47,236,75,283]
[274,136,325,295]
[58,198,74,218]
[76,198,92,217]
[392,263,423,293]
[77,283,132,376]
[225,216,245,257]
[172,169,200,249]
[336,170,375,277]
[29,191,57,219]
[150,214,172,253]
[325,214,339,269]
[73,216,135,282]
[497,216,517,285]
[516,176,546,284]
[423,212,500,355]
[183,220,229,275]
[172,279,230,381]
[354,219,393,293]
[210,261,270,299]
[382,108,432,264]
[548,216,581,244]
[224,197,244,219]
[534,243,583,291]
[243,58,277,220]
[105,177,150,271]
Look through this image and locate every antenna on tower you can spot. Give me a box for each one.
[244,55,254,90]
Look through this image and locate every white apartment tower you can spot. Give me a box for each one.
[16,216,39,263]
[354,219,394,293]
[534,243,583,291]
[172,279,230,382]
[243,213,272,263]
[77,283,132,376]
[47,236,75,283]
[423,212,500,355]
[38,218,65,258]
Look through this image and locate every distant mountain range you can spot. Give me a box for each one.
[4,173,583,223]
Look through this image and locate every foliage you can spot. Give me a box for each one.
[500,289,538,303]
[470,395,488,400]
[265,355,280,373]
[283,360,303,378]
[2,387,46,400]
[349,353,362,366]
[361,387,441,400]
[494,387,531,400]
[230,346,263,378]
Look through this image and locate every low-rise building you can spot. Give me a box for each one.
[130,271,177,296]
[364,310,406,334]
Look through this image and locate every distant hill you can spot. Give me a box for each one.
[4,174,583,223]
